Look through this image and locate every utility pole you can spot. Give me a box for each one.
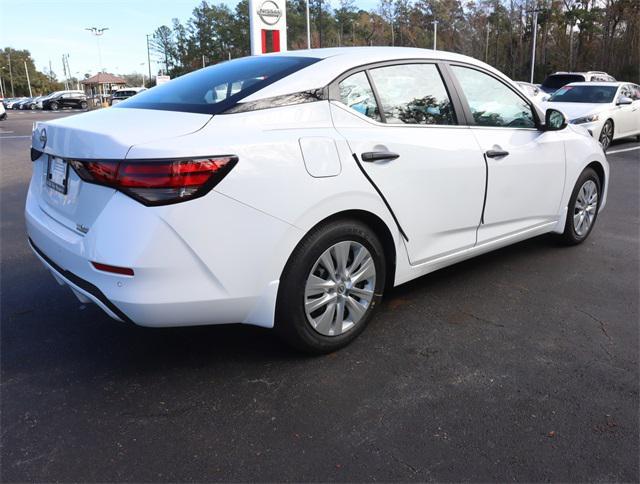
[432,19,438,50]
[146,34,152,84]
[24,61,33,97]
[202,54,206,68]
[529,9,540,83]
[0,75,4,98]
[8,51,14,97]
[352,21,357,46]
[306,0,311,48]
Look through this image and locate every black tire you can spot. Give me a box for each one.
[599,120,613,151]
[30,104,36,110]
[560,167,601,245]
[80,101,88,109]
[49,102,59,111]
[276,219,386,354]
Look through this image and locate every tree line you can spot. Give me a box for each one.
[151,0,639,83]
[0,48,64,97]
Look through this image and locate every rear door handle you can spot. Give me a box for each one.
[485,149,510,158]
[361,151,400,162]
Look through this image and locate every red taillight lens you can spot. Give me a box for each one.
[69,156,237,205]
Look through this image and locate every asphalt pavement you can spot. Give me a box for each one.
[1,111,638,482]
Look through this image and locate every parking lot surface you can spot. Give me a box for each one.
[1,111,638,482]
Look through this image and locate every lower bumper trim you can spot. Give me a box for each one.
[28,238,134,324]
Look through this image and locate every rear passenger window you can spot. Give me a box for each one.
[368,64,456,125]
[338,72,381,122]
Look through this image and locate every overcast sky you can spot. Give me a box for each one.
[0,0,378,80]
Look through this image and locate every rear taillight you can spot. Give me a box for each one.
[69,156,237,206]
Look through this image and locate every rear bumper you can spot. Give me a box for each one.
[28,238,132,323]
[25,174,300,328]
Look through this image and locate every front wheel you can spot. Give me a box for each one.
[276,220,386,354]
[560,167,601,245]
[49,102,59,111]
[80,101,88,109]
[599,120,613,151]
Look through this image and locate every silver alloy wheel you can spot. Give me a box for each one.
[573,180,598,237]
[599,122,613,151]
[304,240,376,337]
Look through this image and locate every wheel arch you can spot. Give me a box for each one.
[586,160,606,192]
[281,209,398,292]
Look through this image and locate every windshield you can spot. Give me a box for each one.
[541,74,586,91]
[116,55,321,114]
[548,85,618,103]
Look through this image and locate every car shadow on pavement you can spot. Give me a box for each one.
[2,230,565,376]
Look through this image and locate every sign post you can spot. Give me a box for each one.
[249,0,287,55]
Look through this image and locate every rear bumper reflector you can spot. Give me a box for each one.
[91,262,135,276]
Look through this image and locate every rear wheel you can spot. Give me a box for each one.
[599,120,613,151]
[276,220,386,354]
[560,167,601,245]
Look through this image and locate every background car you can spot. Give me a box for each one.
[109,87,146,106]
[27,47,609,353]
[6,97,27,109]
[41,91,88,111]
[542,81,640,150]
[21,96,44,110]
[0,102,6,120]
[540,71,616,96]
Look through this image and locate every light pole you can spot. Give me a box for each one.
[306,0,311,48]
[7,51,14,97]
[528,9,540,83]
[85,27,109,72]
[485,23,490,62]
[146,34,152,85]
[86,27,109,107]
[432,19,438,50]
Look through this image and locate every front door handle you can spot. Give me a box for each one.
[361,151,400,162]
[486,149,510,158]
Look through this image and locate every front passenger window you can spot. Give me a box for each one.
[451,66,536,128]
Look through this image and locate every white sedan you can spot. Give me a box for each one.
[27,47,608,353]
[542,82,640,150]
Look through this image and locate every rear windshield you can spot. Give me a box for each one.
[541,74,585,90]
[113,91,138,98]
[116,56,320,114]
[548,85,618,103]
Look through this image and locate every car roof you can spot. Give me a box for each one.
[244,47,508,101]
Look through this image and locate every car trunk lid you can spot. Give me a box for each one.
[32,108,212,233]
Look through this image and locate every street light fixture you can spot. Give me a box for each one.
[86,27,109,107]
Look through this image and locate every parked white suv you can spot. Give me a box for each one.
[540,71,616,96]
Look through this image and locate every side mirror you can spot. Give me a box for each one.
[544,108,567,131]
[617,96,633,106]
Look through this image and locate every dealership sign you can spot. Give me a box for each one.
[249,0,287,55]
